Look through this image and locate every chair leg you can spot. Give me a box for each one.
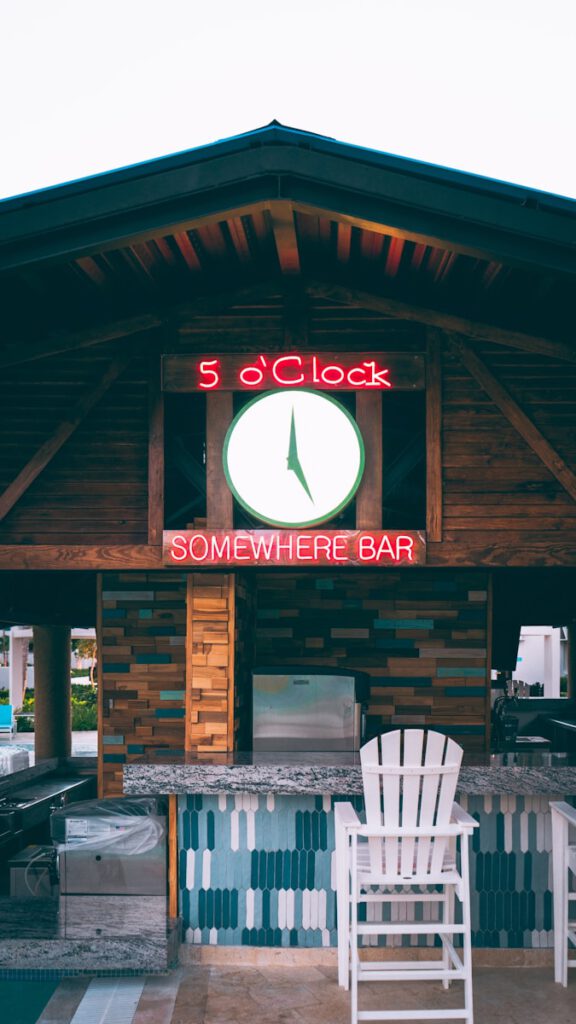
[336,823,350,990]
[350,835,358,1024]
[442,884,455,989]
[460,836,474,1023]
[551,813,568,986]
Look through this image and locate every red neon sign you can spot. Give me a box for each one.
[162,530,426,567]
[198,355,393,391]
[162,352,426,393]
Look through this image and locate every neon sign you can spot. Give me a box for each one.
[162,530,426,567]
[162,352,425,392]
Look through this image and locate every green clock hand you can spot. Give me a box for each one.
[287,408,314,502]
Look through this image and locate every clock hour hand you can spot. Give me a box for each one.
[287,408,314,503]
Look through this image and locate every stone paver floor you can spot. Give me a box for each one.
[29,965,576,1024]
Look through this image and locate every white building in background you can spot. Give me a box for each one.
[5,626,96,708]
[513,625,567,697]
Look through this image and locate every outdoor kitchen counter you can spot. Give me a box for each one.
[123,750,576,796]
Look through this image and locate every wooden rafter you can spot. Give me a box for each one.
[0,313,161,370]
[307,280,576,364]
[426,329,443,541]
[448,334,576,503]
[0,350,135,523]
[269,201,300,275]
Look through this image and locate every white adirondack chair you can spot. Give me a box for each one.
[550,801,576,985]
[335,729,478,1023]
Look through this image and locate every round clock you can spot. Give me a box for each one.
[222,389,365,527]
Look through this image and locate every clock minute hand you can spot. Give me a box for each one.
[286,408,314,503]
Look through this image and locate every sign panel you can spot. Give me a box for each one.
[163,530,426,567]
[162,352,424,392]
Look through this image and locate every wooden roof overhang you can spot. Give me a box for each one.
[1,122,576,602]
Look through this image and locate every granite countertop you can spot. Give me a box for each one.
[123,750,576,796]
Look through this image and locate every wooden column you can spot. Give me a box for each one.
[148,348,165,544]
[355,393,383,529]
[206,393,233,528]
[33,625,71,761]
[567,624,576,701]
[426,329,443,542]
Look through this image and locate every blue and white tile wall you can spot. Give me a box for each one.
[178,793,573,948]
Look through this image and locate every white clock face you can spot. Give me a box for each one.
[222,389,365,527]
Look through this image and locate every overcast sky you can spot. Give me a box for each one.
[1,0,575,201]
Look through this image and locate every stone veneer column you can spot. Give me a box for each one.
[33,625,71,760]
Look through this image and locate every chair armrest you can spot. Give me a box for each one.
[334,801,362,833]
[550,801,576,829]
[450,802,478,831]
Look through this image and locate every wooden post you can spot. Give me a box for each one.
[168,794,178,920]
[355,393,383,529]
[485,574,493,752]
[206,393,234,528]
[567,624,576,701]
[96,573,104,797]
[426,329,443,542]
[33,625,71,761]
[148,348,165,544]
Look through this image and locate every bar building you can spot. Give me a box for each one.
[1,123,576,962]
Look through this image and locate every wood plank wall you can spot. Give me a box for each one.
[100,571,187,796]
[0,345,149,544]
[441,343,576,559]
[186,573,234,753]
[253,570,490,751]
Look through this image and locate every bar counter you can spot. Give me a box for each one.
[123,750,576,796]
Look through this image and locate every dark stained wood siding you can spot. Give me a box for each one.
[0,345,149,544]
[440,342,576,562]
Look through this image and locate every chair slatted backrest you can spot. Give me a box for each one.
[360,729,463,879]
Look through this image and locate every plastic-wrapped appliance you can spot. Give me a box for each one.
[50,796,167,938]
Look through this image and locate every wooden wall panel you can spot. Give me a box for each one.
[99,571,187,796]
[186,573,234,753]
[0,345,149,545]
[253,570,490,751]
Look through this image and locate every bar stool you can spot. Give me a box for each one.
[550,801,576,986]
[335,729,478,1023]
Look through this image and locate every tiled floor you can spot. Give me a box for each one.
[26,965,576,1024]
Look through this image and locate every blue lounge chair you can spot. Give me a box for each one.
[0,704,15,737]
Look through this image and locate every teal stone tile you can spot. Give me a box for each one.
[102,735,124,745]
[127,744,144,754]
[154,708,185,718]
[373,619,434,629]
[315,579,334,590]
[443,686,486,697]
[138,609,153,618]
[437,667,486,677]
[159,690,185,700]
[136,653,171,664]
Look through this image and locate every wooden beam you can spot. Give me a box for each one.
[355,393,383,529]
[0,545,163,570]
[448,334,576,503]
[206,392,234,528]
[269,201,300,275]
[147,347,165,545]
[0,350,135,523]
[307,279,576,364]
[0,314,160,370]
[426,329,443,542]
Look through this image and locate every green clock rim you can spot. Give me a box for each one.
[222,388,366,528]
